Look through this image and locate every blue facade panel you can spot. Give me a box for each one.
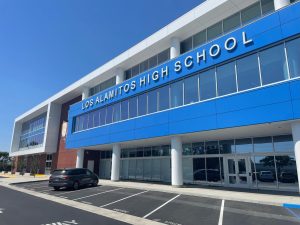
[66,3,300,149]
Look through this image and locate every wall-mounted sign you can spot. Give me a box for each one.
[82,31,253,111]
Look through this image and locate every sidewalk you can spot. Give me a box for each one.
[0,174,49,184]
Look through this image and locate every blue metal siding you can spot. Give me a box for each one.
[66,3,300,149]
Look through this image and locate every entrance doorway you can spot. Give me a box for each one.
[224,156,252,188]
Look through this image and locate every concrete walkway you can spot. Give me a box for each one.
[0,174,49,184]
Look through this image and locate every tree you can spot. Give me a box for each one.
[0,152,9,171]
[30,155,41,177]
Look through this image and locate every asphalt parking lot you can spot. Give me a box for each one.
[12,181,300,225]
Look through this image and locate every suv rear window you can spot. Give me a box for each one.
[52,170,72,175]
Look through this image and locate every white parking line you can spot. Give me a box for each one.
[100,190,149,208]
[53,186,105,196]
[72,187,124,201]
[218,199,225,225]
[143,194,180,219]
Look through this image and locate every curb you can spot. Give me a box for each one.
[283,203,300,209]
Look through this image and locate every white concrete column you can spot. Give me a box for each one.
[170,37,180,59]
[115,68,124,85]
[76,149,84,168]
[274,0,290,10]
[111,144,121,181]
[82,87,89,100]
[171,136,183,187]
[292,122,300,192]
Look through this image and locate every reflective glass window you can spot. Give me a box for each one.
[223,13,241,33]
[199,69,216,100]
[129,97,137,118]
[254,155,277,189]
[206,157,221,183]
[139,60,149,73]
[131,64,140,77]
[237,54,261,91]
[260,44,288,85]
[136,148,144,157]
[87,112,93,128]
[112,103,121,122]
[219,140,235,154]
[254,137,273,153]
[93,110,100,127]
[216,62,237,96]
[241,2,261,25]
[235,138,253,153]
[99,107,106,125]
[125,69,132,80]
[158,49,170,65]
[138,93,147,116]
[106,105,113,124]
[148,89,158,114]
[273,135,294,152]
[184,75,199,105]
[207,22,223,41]
[180,37,193,54]
[162,145,170,156]
[261,0,275,15]
[205,141,219,154]
[193,30,206,48]
[82,114,88,130]
[158,85,169,111]
[170,80,183,108]
[192,142,205,155]
[121,100,129,120]
[286,38,300,78]
[276,155,298,191]
[149,55,158,68]
[144,147,152,157]
[193,158,206,181]
[183,144,193,155]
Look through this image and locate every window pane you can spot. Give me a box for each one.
[219,140,235,154]
[276,155,298,191]
[82,114,88,130]
[106,105,113,124]
[260,44,288,85]
[121,100,129,120]
[131,64,140,77]
[149,55,158,68]
[144,147,152,157]
[93,111,100,127]
[139,60,149,73]
[192,142,205,155]
[241,2,261,25]
[99,107,106,125]
[205,141,219,154]
[113,103,121,122]
[261,0,274,15]
[129,97,137,118]
[273,135,294,152]
[237,54,261,91]
[254,156,276,189]
[193,30,206,48]
[125,69,132,80]
[223,13,241,33]
[184,75,199,104]
[193,158,206,181]
[170,80,183,108]
[207,22,223,41]
[199,69,216,100]
[158,49,170,65]
[180,37,193,54]
[183,144,192,155]
[148,89,158,114]
[158,85,169,111]
[254,137,273,153]
[286,38,300,78]
[216,62,237,96]
[206,157,221,183]
[138,93,147,116]
[236,138,253,154]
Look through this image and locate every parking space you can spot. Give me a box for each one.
[12,181,300,225]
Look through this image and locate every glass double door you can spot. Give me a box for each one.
[224,156,252,188]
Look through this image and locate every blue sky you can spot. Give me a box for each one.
[0,0,202,151]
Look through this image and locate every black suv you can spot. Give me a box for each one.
[49,168,99,191]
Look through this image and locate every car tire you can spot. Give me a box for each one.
[92,180,98,187]
[73,181,79,190]
[54,187,60,191]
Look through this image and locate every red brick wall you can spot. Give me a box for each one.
[55,96,82,169]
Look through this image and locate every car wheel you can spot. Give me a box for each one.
[73,181,79,190]
[92,180,98,187]
[54,187,60,191]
